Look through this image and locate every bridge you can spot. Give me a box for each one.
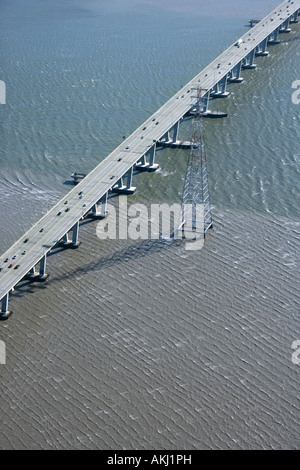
[1,0,299,319]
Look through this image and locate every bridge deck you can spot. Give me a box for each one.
[1,0,299,305]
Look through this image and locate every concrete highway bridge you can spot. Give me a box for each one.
[1,0,299,319]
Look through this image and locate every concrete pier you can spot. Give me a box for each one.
[89,193,108,219]
[159,121,181,145]
[279,18,291,32]
[58,222,81,249]
[135,145,159,172]
[255,38,269,56]
[249,19,260,27]
[0,293,12,320]
[242,49,257,69]
[290,11,299,22]
[228,62,244,83]
[24,254,49,282]
[157,139,195,149]
[210,76,230,98]
[268,27,281,44]
[157,120,194,148]
[112,167,136,195]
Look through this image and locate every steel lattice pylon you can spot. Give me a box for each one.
[177,87,213,240]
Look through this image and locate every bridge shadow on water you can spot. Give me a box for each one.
[47,237,184,285]
[12,237,185,301]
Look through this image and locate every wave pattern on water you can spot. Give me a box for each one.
[1,208,300,449]
[0,0,300,450]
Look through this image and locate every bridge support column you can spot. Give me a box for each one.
[255,38,269,56]
[58,221,81,249]
[0,293,12,320]
[135,144,159,172]
[90,193,108,219]
[210,83,218,96]
[228,62,244,83]
[25,254,49,282]
[279,18,291,33]
[211,76,230,98]
[200,91,211,115]
[159,121,181,145]
[39,254,47,278]
[160,130,170,143]
[72,221,80,245]
[188,90,227,119]
[113,167,136,194]
[268,27,280,45]
[242,49,257,69]
[290,11,299,23]
[172,121,180,142]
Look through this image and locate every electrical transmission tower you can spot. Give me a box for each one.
[177,86,213,241]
